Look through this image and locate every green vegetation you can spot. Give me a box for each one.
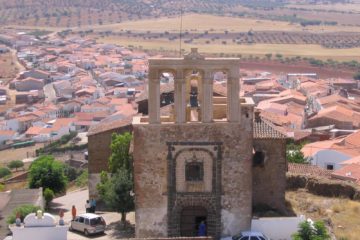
[292,220,330,240]
[36,132,78,155]
[0,167,11,178]
[97,132,134,223]
[0,183,4,192]
[7,204,42,224]
[75,170,88,188]
[287,142,310,164]
[28,155,67,194]
[7,160,24,171]
[109,132,132,173]
[44,188,54,209]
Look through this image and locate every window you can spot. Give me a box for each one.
[85,218,90,225]
[326,164,334,170]
[79,217,84,223]
[253,151,265,167]
[250,237,258,240]
[185,162,203,181]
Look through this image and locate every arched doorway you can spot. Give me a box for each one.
[180,206,207,236]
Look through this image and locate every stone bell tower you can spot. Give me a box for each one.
[132,49,255,239]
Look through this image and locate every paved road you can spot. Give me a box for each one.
[51,189,135,240]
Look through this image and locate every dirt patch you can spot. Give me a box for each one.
[287,189,360,240]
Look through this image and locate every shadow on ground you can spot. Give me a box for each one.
[107,221,135,238]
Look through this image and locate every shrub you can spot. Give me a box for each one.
[44,188,54,208]
[292,220,330,240]
[6,204,42,224]
[0,167,11,178]
[7,160,24,171]
[0,183,4,192]
[75,170,88,187]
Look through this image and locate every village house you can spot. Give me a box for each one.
[14,77,45,91]
[0,130,17,145]
[307,105,360,129]
[302,130,360,170]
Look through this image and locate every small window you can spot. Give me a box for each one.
[79,217,84,223]
[85,218,90,225]
[326,164,334,170]
[253,151,265,167]
[185,162,203,181]
[250,237,258,240]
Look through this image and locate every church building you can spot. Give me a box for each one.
[131,49,287,239]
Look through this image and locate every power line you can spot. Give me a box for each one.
[179,5,183,57]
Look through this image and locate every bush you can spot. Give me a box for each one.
[0,167,11,178]
[292,220,330,240]
[7,160,24,171]
[75,170,88,187]
[0,183,4,192]
[64,165,81,182]
[44,188,54,208]
[6,204,42,224]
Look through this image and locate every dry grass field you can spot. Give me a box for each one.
[287,189,360,240]
[98,36,360,61]
[89,14,360,33]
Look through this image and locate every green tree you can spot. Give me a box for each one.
[292,220,330,240]
[7,160,24,171]
[44,188,54,209]
[286,142,309,164]
[354,72,360,80]
[109,132,132,173]
[97,169,134,223]
[97,132,134,224]
[28,155,67,194]
[0,167,11,178]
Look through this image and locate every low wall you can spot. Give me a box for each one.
[287,173,360,200]
[251,216,305,240]
[10,225,68,240]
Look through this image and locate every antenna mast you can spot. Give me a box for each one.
[179,5,183,57]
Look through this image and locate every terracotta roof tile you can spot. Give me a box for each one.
[253,118,287,139]
[288,163,332,178]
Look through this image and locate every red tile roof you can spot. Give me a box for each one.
[288,163,332,178]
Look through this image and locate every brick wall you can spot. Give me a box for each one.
[88,124,132,174]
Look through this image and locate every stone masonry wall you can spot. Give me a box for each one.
[252,139,287,213]
[132,121,253,238]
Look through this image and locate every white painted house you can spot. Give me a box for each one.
[302,131,360,170]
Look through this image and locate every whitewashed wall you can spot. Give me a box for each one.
[251,216,305,240]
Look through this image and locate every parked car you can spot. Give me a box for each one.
[221,231,269,240]
[70,213,106,236]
